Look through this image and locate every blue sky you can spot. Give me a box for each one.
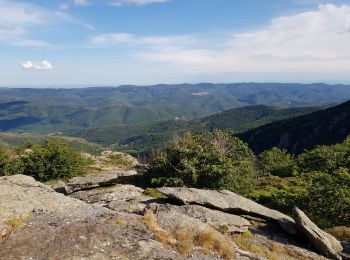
[1,0,350,86]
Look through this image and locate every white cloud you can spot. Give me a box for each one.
[134,4,350,75]
[73,0,90,6]
[21,60,53,70]
[108,0,169,6]
[0,0,53,46]
[0,0,93,46]
[90,33,194,47]
[61,0,169,8]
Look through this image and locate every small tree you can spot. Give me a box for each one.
[259,148,296,177]
[11,139,84,181]
[147,130,256,196]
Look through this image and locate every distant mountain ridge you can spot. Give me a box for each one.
[72,105,320,154]
[240,100,350,154]
[0,83,350,132]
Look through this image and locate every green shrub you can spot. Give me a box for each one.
[297,137,350,174]
[146,130,256,196]
[300,168,350,227]
[9,139,84,181]
[0,145,10,176]
[258,148,296,177]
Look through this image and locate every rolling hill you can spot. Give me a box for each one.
[240,100,350,154]
[0,83,349,132]
[71,105,320,154]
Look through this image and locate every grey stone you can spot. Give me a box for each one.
[158,187,297,235]
[0,212,181,260]
[0,175,107,235]
[292,207,343,259]
[69,184,151,213]
[149,203,251,233]
[153,210,266,260]
[69,184,144,204]
[66,170,138,193]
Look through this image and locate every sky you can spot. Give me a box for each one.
[1,0,350,86]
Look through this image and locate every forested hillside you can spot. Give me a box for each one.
[0,83,348,132]
[240,100,350,154]
[72,105,319,154]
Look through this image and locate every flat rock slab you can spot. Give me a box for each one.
[149,203,251,233]
[292,207,343,259]
[66,170,138,193]
[158,187,297,236]
[0,175,105,234]
[0,212,181,260]
[153,210,266,260]
[69,184,144,204]
[69,184,152,213]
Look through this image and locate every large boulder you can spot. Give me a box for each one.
[0,175,184,259]
[292,207,343,259]
[151,210,266,260]
[158,187,297,235]
[0,174,104,235]
[69,184,144,205]
[148,203,251,233]
[66,170,138,193]
[69,184,152,213]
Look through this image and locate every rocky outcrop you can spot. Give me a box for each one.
[0,175,105,235]
[0,175,339,260]
[0,212,181,260]
[151,210,266,260]
[158,187,297,235]
[0,175,192,259]
[65,170,138,193]
[69,184,152,213]
[147,203,251,233]
[292,207,343,259]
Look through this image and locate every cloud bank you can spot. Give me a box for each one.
[21,60,53,70]
[120,4,350,75]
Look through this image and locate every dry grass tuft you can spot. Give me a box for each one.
[116,218,128,225]
[233,232,276,259]
[142,210,176,245]
[1,215,30,244]
[232,230,315,260]
[195,228,236,260]
[326,226,350,242]
[5,215,30,230]
[142,211,235,259]
[174,227,194,254]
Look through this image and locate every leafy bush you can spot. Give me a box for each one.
[250,176,308,213]
[9,139,84,181]
[146,130,257,196]
[0,146,10,175]
[253,138,350,227]
[258,148,296,177]
[300,168,350,227]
